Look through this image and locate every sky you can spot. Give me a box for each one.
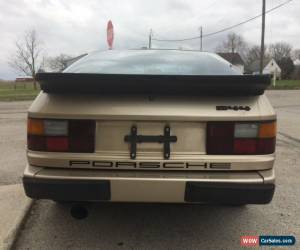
[0,0,299,79]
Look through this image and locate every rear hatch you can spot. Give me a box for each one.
[27,93,276,171]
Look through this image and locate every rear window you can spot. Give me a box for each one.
[64,50,241,76]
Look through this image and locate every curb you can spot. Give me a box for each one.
[2,199,35,250]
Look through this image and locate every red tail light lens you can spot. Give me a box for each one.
[233,139,257,154]
[27,118,95,153]
[207,121,276,155]
[46,137,69,152]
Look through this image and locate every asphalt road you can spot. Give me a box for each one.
[0,90,299,249]
[0,101,29,185]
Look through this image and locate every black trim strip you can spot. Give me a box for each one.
[23,177,111,201]
[185,182,275,204]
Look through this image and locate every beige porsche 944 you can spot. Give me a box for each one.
[23,50,276,205]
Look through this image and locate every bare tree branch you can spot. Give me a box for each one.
[8,29,43,89]
[46,54,73,72]
[215,32,248,58]
[244,45,270,66]
[268,42,292,62]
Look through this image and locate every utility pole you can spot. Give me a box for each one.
[199,26,203,51]
[260,0,266,74]
[148,29,152,49]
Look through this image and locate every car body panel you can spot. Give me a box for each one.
[27,150,275,171]
[23,164,275,203]
[29,92,275,121]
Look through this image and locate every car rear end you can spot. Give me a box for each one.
[23,50,276,204]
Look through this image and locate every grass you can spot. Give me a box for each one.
[269,80,300,90]
[0,81,40,101]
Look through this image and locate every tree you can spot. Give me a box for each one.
[47,54,73,72]
[292,49,300,60]
[291,66,300,80]
[9,29,43,89]
[268,42,292,62]
[216,32,248,58]
[278,57,294,79]
[244,45,270,66]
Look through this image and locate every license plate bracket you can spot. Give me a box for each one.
[124,125,177,159]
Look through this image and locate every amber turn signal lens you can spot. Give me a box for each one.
[259,121,276,138]
[27,118,44,135]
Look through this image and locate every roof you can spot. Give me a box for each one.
[64,50,241,76]
[247,59,269,73]
[217,53,244,66]
[247,58,281,73]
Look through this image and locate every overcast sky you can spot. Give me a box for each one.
[0,0,299,79]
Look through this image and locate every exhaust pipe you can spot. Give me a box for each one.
[70,203,89,219]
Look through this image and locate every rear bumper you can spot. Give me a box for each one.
[23,164,275,204]
[185,182,274,204]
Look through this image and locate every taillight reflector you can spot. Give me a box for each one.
[207,121,276,155]
[27,118,95,153]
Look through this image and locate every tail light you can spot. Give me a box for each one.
[27,118,95,153]
[207,121,276,155]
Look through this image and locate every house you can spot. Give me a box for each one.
[292,59,300,79]
[294,59,300,66]
[217,53,245,73]
[15,76,34,82]
[247,58,282,79]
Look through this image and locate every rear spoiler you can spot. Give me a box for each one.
[36,73,271,96]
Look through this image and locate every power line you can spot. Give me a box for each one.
[203,0,292,38]
[152,0,293,42]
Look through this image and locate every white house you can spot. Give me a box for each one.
[294,59,300,66]
[262,59,282,79]
[247,58,281,79]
